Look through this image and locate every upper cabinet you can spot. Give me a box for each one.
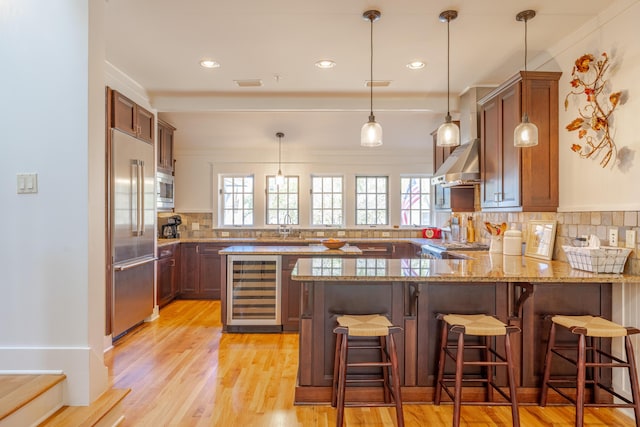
[111,89,154,144]
[157,120,176,173]
[479,71,561,212]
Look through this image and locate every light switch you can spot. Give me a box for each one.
[17,173,38,194]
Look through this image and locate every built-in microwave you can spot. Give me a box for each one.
[157,172,174,210]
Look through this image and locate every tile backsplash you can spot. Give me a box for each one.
[166,210,639,275]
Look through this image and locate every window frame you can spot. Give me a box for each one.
[310,175,345,227]
[355,175,389,226]
[399,175,432,227]
[265,175,300,225]
[220,174,255,226]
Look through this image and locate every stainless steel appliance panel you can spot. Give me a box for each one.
[112,258,154,337]
[112,129,155,263]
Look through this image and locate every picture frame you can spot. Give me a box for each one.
[525,220,557,260]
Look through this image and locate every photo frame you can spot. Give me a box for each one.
[525,220,557,260]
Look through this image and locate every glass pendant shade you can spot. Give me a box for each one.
[275,170,285,187]
[514,113,538,147]
[361,115,383,147]
[437,115,460,147]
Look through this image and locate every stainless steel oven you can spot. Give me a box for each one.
[156,171,174,210]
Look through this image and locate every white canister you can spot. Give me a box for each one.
[503,226,523,256]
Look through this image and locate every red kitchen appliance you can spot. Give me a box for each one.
[422,227,442,239]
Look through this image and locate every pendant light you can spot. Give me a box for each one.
[361,10,382,147]
[514,10,539,147]
[436,10,460,148]
[275,132,285,187]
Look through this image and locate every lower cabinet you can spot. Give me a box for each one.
[179,243,224,299]
[156,243,180,307]
[281,255,304,331]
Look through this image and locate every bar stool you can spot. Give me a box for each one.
[331,314,404,427]
[434,313,521,427]
[540,315,640,426]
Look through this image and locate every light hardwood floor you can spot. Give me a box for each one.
[105,300,636,426]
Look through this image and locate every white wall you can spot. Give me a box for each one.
[546,0,640,211]
[0,0,107,405]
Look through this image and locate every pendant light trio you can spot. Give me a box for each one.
[359,8,539,149]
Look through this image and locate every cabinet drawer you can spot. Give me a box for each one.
[157,243,178,259]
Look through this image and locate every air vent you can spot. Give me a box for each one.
[234,79,263,87]
[365,80,391,87]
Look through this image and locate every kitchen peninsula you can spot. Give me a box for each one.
[291,254,638,404]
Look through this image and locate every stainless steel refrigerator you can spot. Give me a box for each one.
[111,129,155,338]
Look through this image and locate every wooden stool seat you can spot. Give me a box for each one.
[434,313,520,427]
[540,315,640,426]
[332,314,404,427]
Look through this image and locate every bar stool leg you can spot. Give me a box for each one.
[336,334,348,427]
[434,319,449,405]
[332,333,343,408]
[540,322,557,406]
[380,336,391,403]
[504,333,520,427]
[484,335,494,402]
[576,333,587,427]
[388,333,404,427]
[453,331,465,427]
[591,336,601,404]
[624,336,640,425]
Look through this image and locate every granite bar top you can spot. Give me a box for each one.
[218,245,363,255]
[291,253,640,283]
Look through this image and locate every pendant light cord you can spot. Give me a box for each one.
[446,17,450,117]
[523,16,528,120]
[369,16,374,118]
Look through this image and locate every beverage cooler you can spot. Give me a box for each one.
[226,255,281,327]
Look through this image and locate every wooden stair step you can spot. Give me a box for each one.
[0,374,66,421]
[39,388,130,427]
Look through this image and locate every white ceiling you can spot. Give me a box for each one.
[104,0,616,154]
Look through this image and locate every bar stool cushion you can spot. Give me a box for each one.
[336,314,393,337]
[442,314,507,336]
[551,315,629,337]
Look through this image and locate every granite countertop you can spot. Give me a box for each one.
[218,245,362,255]
[291,253,640,283]
[158,237,438,248]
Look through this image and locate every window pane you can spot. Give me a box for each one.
[400,176,431,226]
[221,175,254,226]
[266,176,299,225]
[355,176,388,226]
[311,176,343,226]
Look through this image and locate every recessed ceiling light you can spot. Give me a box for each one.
[406,61,425,70]
[200,59,220,69]
[315,59,336,69]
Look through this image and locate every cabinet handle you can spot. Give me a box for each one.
[170,259,176,267]
[196,245,199,254]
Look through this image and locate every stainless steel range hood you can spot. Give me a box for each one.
[431,138,480,187]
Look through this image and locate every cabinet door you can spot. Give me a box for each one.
[180,243,198,294]
[157,257,175,307]
[112,91,137,137]
[199,245,222,299]
[136,106,154,144]
[391,243,419,259]
[281,256,301,331]
[157,121,175,172]
[480,96,501,208]
[498,85,521,208]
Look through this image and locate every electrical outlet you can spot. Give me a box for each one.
[608,228,618,247]
[626,230,637,249]
[382,231,391,237]
[191,222,200,231]
[316,231,325,237]
[337,231,346,237]
[220,231,230,237]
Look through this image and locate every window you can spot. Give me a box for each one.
[266,176,299,225]
[311,176,343,226]
[221,175,254,226]
[355,176,388,225]
[400,177,431,226]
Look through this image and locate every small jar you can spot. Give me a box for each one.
[503,225,523,256]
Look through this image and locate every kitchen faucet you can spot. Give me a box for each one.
[279,213,292,238]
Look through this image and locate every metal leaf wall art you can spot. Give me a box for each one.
[564,52,622,168]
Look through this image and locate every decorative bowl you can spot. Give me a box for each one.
[321,239,346,250]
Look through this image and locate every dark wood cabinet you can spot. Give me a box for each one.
[157,120,175,173]
[479,71,561,212]
[179,243,223,299]
[357,242,393,258]
[111,90,154,144]
[391,242,420,259]
[156,243,180,307]
[281,255,304,331]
